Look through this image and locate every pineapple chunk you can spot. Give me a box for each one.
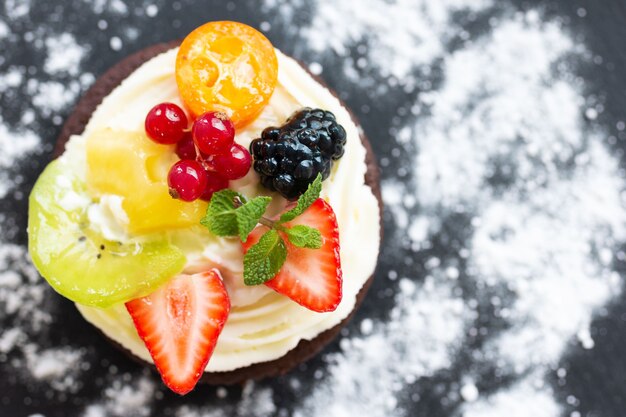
[86,129,207,234]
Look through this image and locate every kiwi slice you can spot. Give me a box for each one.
[28,159,186,308]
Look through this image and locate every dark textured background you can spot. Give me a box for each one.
[2,0,626,416]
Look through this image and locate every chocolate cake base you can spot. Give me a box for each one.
[56,41,383,385]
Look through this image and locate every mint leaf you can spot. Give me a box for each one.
[243,229,287,285]
[201,190,273,242]
[284,225,322,249]
[201,189,241,237]
[279,174,322,223]
[236,196,271,242]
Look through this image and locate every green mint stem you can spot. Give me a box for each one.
[232,196,243,206]
[259,217,276,229]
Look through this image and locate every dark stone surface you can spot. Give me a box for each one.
[2,0,626,416]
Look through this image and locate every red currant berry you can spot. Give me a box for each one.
[211,143,252,180]
[192,111,235,155]
[167,160,208,202]
[145,102,188,144]
[175,132,197,160]
[200,171,229,201]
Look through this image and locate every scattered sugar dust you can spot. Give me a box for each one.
[294,276,468,416]
[0,7,93,197]
[0,244,51,341]
[0,1,177,413]
[4,0,31,20]
[0,118,40,198]
[1,1,624,416]
[464,377,561,417]
[44,33,89,76]
[262,0,493,93]
[261,1,626,417]
[0,0,92,400]
[24,345,86,393]
[81,373,156,417]
[174,383,276,417]
[0,241,86,396]
[79,377,276,417]
[411,11,625,415]
[86,0,130,15]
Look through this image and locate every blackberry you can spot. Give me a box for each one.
[250,108,348,200]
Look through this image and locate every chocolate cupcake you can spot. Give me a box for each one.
[29,21,382,392]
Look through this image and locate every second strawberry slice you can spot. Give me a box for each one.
[244,198,343,312]
[125,270,230,395]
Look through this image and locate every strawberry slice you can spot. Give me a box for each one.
[125,270,230,395]
[244,198,342,312]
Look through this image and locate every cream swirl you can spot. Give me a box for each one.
[72,48,381,372]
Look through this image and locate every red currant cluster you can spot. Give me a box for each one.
[144,103,252,202]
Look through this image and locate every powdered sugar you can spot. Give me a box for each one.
[263,2,625,416]
[0,244,88,394]
[0,328,24,353]
[0,119,39,198]
[309,0,492,82]
[464,377,561,417]
[460,382,479,403]
[0,242,88,395]
[1,0,624,415]
[145,4,158,17]
[81,374,156,417]
[0,16,90,196]
[0,67,22,92]
[4,0,31,20]
[403,14,625,415]
[25,345,84,392]
[294,276,468,416]
[0,21,9,39]
[45,33,88,76]
[31,80,82,114]
[263,0,492,91]
[0,1,92,399]
[109,36,123,51]
[86,0,129,15]
[0,244,51,335]
[175,383,276,417]
[472,138,624,370]
[414,15,583,209]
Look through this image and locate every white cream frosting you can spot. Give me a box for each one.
[72,48,381,372]
[87,195,129,242]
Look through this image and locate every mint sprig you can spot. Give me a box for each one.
[201,190,270,242]
[235,196,272,242]
[200,175,324,286]
[200,189,241,236]
[243,229,287,285]
[284,225,322,249]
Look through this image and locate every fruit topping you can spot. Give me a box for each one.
[250,108,347,200]
[201,171,230,202]
[151,108,249,201]
[168,160,209,202]
[29,159,186,307]
[175,21,278,127]
[145,102,188,145]
[126,270,230,395]
[243,198,342,312]
[175,132,197,160]
[192,111,235,155]
[209,143,251,180]
[200,175,343,312]
[86,129,207,233]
